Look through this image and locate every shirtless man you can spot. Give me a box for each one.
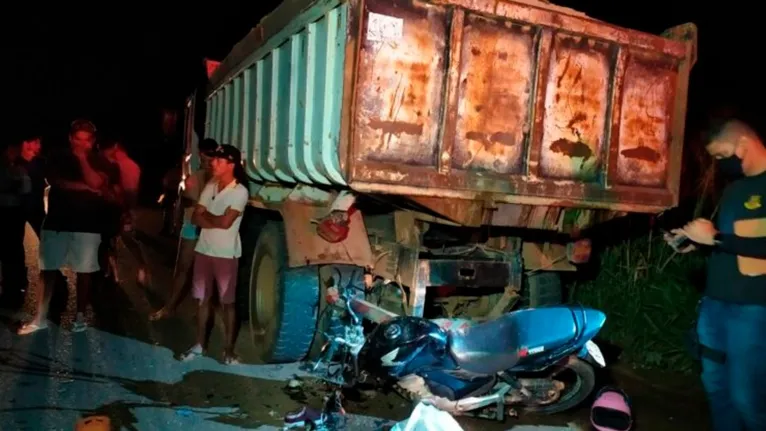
[99,137,147,285]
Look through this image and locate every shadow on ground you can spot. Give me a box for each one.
[0,342,404,430]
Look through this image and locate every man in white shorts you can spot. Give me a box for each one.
[19,119,112,335]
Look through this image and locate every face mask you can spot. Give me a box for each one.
[717,155,744,178]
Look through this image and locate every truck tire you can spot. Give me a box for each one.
[249,221,320,363]
[236,208,267,321]
[522,272,563,308]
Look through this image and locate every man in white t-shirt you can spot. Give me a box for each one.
[181,144,249,365]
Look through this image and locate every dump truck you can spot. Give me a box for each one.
[182,0,698,363]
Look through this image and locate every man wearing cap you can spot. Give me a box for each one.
[182,144,249,364]
[150,138,217,321]
[19,119,112,334]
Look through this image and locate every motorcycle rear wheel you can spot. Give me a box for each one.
[520,357,596,415]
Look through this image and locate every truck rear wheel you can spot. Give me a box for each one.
[249,221,320,363]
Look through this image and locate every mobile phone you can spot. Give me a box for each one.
[665,231,692,251]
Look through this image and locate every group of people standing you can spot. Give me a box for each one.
[1,120,250,365]
[1,119,147,333]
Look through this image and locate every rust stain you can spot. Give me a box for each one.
[490,131,515,146]
[566,112,587,131]
[354,0,448,166]
[368,119,424,136]
[621,146,661,163]
[615,51,677,187]
[540,33,611,179]
[465,131,516,149]
[550,139,593,159]
[316,251,346,261]
[452,13,534,174]
[556,54,570,88]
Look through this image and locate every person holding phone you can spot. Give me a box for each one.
[665,119,766,431]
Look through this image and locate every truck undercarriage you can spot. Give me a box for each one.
[239,190,594,363]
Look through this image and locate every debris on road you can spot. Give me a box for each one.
[391,402,464,431]
[282,388,349,430]
[175,408,193,417]
[75,415,111,431]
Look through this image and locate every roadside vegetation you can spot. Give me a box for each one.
[571,229,705,374]
[570,138,719,374]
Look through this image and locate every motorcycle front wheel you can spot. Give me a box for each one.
[519,357,596,415]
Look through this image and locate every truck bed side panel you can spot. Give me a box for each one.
[207,1,349,187]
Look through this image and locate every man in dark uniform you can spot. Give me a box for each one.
[666,119,766,431]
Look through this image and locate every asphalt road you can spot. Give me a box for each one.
[0,209,709,431]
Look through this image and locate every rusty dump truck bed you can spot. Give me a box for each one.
[205,0,697,218]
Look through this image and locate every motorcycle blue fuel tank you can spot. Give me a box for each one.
[364,317,451,378]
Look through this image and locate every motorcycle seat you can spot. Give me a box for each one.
[448,313,522,375]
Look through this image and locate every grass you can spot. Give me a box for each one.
[571,231,706,374]
[569,136,721,374]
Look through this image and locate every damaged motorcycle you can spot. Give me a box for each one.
[311,275,607,421]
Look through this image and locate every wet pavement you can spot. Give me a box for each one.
[0,209,710,430]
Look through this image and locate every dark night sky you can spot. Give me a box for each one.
[8,1,762,159]
[556,0,764,129]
